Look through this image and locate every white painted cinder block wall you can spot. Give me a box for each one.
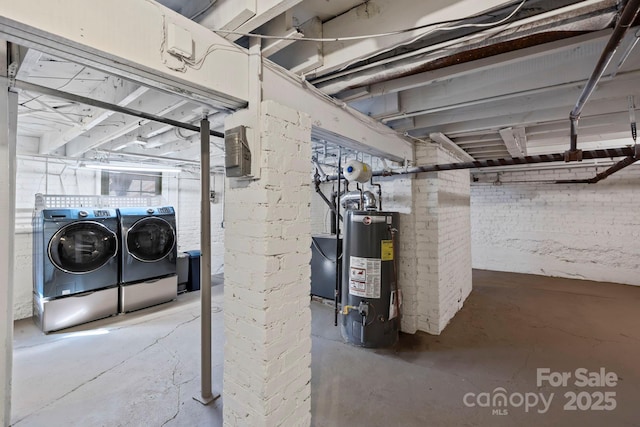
[13,158,100,320]
[12,157,225,320]
[471,166,640,286]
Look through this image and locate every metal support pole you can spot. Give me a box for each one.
[567,0,640,156]
[0,42,18,427]
[194,116,218,405]
[334,152,342,327]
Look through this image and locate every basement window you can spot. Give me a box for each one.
[100,171,162,197]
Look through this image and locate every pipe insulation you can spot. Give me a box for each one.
[321,147,637,181]
[555,153,638,183]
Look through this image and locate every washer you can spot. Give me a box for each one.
[118,206,177,312]
[33,208,120,332]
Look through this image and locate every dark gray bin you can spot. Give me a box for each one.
[185,250,201,292]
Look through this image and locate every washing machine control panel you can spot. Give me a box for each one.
[78,210,88,218]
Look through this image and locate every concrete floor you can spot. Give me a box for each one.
[10,270,640,426]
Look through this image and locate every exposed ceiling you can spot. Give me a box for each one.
[12,0,640,170]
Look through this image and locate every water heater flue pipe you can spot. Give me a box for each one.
[340,190,377,210]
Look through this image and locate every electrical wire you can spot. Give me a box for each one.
[325,1,528,78]
[211,0,527,42]
[19,66,89,107]
[148,0,242,74]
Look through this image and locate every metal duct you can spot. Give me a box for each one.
[340,191,377,210]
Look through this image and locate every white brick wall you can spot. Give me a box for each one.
[401,143,472,335]
[164,172,225,274]
[471,165,640,285]
[12,158,100,320]
[223,100,312,426]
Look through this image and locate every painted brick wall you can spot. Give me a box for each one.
[402,143,472,335]
[164,172,225,274]
[471,166,640,285]
[223,100,312,426]
[13,158,100,320]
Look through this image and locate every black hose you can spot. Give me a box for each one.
[330,192,338,234]
[314,177,343,221]
[334,156,342,327]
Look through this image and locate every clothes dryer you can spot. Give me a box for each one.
[33,208,119,332]
[118,206,177,312]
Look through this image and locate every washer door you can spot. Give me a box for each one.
[126,217,176,262]
[48,221,118,274]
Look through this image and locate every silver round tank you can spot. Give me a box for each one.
[340,210,399,347]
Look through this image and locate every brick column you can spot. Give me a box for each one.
[223,101,312,426]
[398,143,472,335]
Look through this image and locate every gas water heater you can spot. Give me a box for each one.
[341,210,399,347]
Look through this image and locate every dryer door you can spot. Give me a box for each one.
[126,217,176,262]
[48,221,118,274]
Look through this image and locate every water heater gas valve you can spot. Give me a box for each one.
[342,302,369,317]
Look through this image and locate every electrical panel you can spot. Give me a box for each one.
[224,126,251,177]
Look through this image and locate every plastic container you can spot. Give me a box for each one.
[185,250,201,292]
[343,160,372,183]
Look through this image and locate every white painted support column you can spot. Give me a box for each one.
[0,43,18,427]
[223,100,312,426]
[398,143,472,335]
